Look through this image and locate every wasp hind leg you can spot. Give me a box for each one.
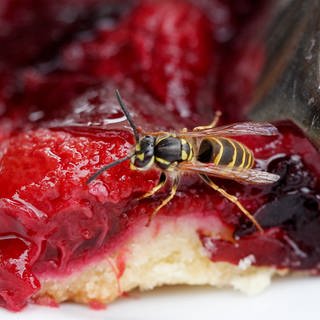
[146,174,180,226]
[199,174,263,233]
[193,110,222,131]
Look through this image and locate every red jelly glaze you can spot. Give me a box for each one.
[201,124,320,270]
[0,235,40,311]
[0,0,319,312]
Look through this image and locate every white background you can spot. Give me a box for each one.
[0,276,319,320]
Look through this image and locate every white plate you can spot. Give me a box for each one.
[0,276,319,319]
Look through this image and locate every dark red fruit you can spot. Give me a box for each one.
[0,0,121,67]
[201,124,320,270]
[62,1,216,122]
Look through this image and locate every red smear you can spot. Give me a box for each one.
[33,296,59,308]
[116,251,127,279]
[88,300,107,310]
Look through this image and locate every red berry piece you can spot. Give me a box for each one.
[62,1,216,122]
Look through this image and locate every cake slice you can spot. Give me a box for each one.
[0,84,319,311]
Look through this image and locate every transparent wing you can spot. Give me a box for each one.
[179,161,280,185]
[173,122,279,138]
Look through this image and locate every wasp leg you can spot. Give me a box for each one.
[199,174,263,233]
[193,110,222,131]
[146,174,180,226]
[139,172,167,200]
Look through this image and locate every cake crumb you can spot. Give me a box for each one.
[238,255,256,271]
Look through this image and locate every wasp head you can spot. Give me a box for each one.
[131,135,155,170]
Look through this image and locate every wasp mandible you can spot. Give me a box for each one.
[87,90,280,232]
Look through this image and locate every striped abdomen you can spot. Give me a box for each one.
[197,138,254,169]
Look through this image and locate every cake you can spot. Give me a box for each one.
[0,0,319,312]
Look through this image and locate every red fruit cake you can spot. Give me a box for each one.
[0,0,319,312]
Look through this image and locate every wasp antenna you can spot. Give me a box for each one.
[115,90,139,142]
[87,154,133,184]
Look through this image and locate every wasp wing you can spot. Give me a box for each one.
[173,122,278,138]
[179,161,280,185]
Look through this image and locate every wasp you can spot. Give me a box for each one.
[87,90,280,232]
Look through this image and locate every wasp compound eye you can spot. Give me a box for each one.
[139,136,155,157]
[133,136,155,169]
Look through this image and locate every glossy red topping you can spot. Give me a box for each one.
[0,0,319,312]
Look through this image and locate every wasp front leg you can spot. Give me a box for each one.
[146,173,180,226]
[193,110,222,131]
[139,172,167,200]
[199,174,263,233]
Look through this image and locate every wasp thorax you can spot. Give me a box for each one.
[131,135,155,170]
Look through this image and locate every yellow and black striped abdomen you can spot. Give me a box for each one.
[197,138,254,169]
